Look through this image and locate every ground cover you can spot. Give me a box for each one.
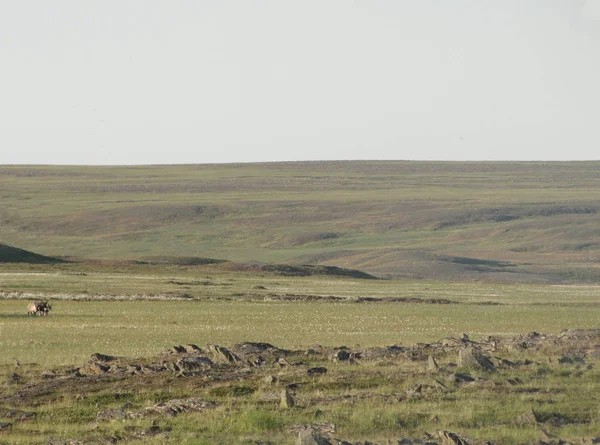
[2,161,600,282]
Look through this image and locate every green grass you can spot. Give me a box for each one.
[2,161,600,282]
[1,263,600,366]
[2,161,600,443]
[1,263,600,444]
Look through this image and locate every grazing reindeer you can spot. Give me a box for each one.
[27,300,52,316]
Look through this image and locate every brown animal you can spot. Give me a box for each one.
[27,300,51,316]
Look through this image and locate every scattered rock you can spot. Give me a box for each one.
[307,367,328,377]
[176,355,214,372]
[164,345,187,354]
[451,372,475,384]
[77,362,110,376]
[431,379,451,392]
[277,357,292,367]
[182,344,201,353]
[97,408,131,421]
[132,423,172,438]
[0,408,36,422]
[0,422,12,432]
[516,408,539,425]
[329,350,351,362]
[90,353,118,363]
[458,347,496,372]
[437,430,471,445]
[98,399,217,420]
[493,357,517,368]
[137,399,217,418]
[252,285,267,290]
[281,389,295,408]
[264,375,278,384]
[397,440,438,445]
[289,423,335,435]
[296,428,332,445]
[406,384,423,398]
[206,344,239,364]
[428,355,440,373]
[42,369,58,379]
[231,342,282,357]
[47,438,84,445]
[587,346,600,360]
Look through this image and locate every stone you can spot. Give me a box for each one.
[458,347,496,372]
[431,379,450,392]
[89,353,118,363]
[139,399,217,418]
[587,346,600,360]
[177,356,214,371]
[97,408,131,421]
[277,357,291,367]
[307,367,328,377]
[437,430,471,445]
[452,372,475,384]
[428,355,440,373]
[281,389,295,408]
[517,408,540,425]
[264,375,278,384]
[0,408,36,422]
[182,344,201,353]
[296,429,332,445]
[77,362,110,376]
[47,438,84,445]
[329,350,350,362]
[406,384,423,398]
[206,344,239,364]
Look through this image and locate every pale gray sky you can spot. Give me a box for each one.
[1,0,599,164]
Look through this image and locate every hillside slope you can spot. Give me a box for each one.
[0,243,65,264]
[1,161,600,282]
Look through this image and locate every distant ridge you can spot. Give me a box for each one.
[225,262,379,280]
[0,243,66,264]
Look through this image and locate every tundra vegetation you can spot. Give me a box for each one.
[1,162,600,444]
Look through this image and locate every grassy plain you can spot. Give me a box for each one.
[2,161,600,282]
[0,264,600,444]
[1,262,599,367]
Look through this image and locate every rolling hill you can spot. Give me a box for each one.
[1,161,600,283]
[0,243,65,264]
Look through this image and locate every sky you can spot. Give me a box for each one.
[1,0,599,165]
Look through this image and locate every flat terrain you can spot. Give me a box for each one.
[2,161,600,282]
[0,264,600,444]
[1,262,600,367]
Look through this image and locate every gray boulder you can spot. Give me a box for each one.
[458,347,496,372]
[297,429,332,445]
